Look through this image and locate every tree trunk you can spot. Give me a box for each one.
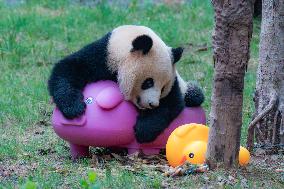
[206,0,254,168]
[247,0,284,152]
[254,0,262,17]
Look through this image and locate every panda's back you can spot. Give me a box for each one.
[61,32,117,82]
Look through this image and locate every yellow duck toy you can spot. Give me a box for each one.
[166,123,250,167]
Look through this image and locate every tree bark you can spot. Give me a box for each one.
[254,0,262,17]
[247,0,284,152]
[206,0,254,168]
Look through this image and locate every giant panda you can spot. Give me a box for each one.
[48,25,204,143]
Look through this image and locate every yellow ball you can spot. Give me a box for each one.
[239,146,250,166]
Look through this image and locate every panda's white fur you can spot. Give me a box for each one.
[176,70,188,96]
[107,25,186,109]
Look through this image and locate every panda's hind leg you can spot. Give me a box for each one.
[176,71,204,107]
[184,81,204,107]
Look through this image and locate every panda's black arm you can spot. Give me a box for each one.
[134,78,185,143]
[48,56,93,119]
[48,33,116,119]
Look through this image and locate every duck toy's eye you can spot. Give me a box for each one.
[189,153,194,158]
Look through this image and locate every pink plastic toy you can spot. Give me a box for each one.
[52,80,206,159]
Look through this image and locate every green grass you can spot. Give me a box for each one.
[1,0,282,188]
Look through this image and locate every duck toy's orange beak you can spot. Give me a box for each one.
[166,123,250,167]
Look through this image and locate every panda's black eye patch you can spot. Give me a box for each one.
[141,78,154,90]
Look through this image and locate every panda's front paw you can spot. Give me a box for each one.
[135,128,156,143]
[61,100,86,119]
[135,125,157,143]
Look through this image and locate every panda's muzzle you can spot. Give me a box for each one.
[136,96,144,110]
[148,102,159,109]
[136,96,159,109]
[149,103,155,108]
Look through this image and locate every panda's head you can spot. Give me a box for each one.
[108,25,183,109]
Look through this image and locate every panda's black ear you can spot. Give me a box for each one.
[131,35,153,55]
[172,47,183,64]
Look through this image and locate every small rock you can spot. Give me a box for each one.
[217,176,223,182]
[228,175,237,185]
[228,175,235,181]
[203,176,210,181]
[218,181,225,186]
[241,178,249,188]
[255,148,266,156]
[271,155,278,161]
[217,176,226,186]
